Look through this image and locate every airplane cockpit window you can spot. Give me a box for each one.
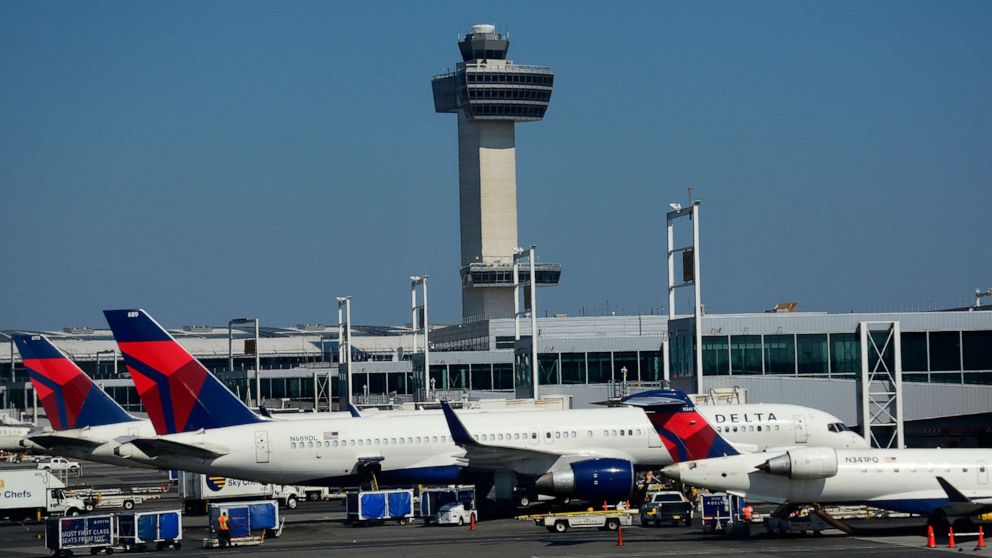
[828,422,852,433]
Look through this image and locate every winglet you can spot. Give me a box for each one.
[14,334,137,429]
[347,403,363,418]
[439,400,479,447]
[103,309,264,435]
[936,476,971,503]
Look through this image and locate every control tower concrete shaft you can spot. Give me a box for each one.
[432,24,561,321]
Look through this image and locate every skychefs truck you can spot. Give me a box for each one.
[1,470,87,521]
[179,473,303,514]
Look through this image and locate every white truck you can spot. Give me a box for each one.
[179,472,303,514]
[522,508,634,533]
[0,470,87,520]
[37,457,81,473]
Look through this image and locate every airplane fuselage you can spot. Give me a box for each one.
[129,404,864,486]
[667,448,992,515]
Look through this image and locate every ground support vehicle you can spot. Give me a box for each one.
[640,491,693,527]
[701,493,748,535]
[116,510,182,551]
[68,487,163,512]
[178,473,301,514]
[45,514,115,556]
[419,486,475,524]
[520,509,634,533]
[202,501,281,548]
[436,501,478,527]
[1,470,87,520]
[38,458,82,474]
[346,489,414,526]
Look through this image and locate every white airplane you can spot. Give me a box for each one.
[13,334,160,468]
[0,417,32,452]
[663,446,992,528]
[104,308,865,503]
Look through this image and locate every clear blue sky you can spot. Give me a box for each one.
[2,1,990,330]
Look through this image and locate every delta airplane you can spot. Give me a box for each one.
[663,445,992,527]
[0,415,32,452]
[13,334,159,467]
[104,308,865,502]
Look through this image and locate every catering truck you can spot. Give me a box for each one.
[178,473,302,514]
[0,470,87,520]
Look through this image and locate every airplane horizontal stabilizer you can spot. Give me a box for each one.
[26,434,103,450]
[935,476,992,517]
[128,437,228,459]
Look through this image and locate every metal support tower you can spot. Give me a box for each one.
[228,317,261,406]
[666,200,703,392]
[858,321,905,449]
[513,245,539,399]
[411,275,430,400]
[337,297,353,406]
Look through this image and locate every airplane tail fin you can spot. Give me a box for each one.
[623,389,740,462]
[103,309,263,435]
[13,334,135,430]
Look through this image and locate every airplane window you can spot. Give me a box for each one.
[612,430,617,436]
[749,426,754,432]
[732,427,738,432]
[588,431,593,437]
[442,436,447,443]
[546,432,552,439]
[775,425,780,431]
[498,433,503,441]
[532,433,537,439]
[757,426,762,432]
[629,429,633,436]
[366,439,371,445]
[308,442,313,448]
[324,441,330,447]
[636,429,641,435]
[572,431,577,438]
[604,430,609,437]
[432,436,438,443]
[416,437,422,444]
[513,433,519,440]
[391,438,397,445]
[620,429,625,436]
[374,439,380,445]
[400,438,405,444]
[290,442,296,449]
[555,432,561,439]
[357,440,363,447]
[333,441,338,447]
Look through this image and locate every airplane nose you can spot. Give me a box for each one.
[661,464,681,481]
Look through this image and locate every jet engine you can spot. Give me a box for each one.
[534,458,634,501]
[757,447,838,480]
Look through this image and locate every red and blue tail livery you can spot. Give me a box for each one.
[103,309,263,435]
[623,389,740,463]
[14,334,137,430]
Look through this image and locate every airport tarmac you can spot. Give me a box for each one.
[1,461,972,558]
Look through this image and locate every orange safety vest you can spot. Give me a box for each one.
[218,515,229,531]
[742,506,753,521]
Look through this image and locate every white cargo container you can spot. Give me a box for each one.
[0,470,87,520]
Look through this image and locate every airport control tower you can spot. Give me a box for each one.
[432,24,561,321]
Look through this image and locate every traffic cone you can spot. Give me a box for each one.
[948,527,956,548]
[927,525,936,548]
[978,525,985,549]
[603,500,609,511]
[469,513,476,531]
[617,525,624,547]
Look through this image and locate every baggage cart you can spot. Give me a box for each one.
[346,489,414,525]
[45,514,116,556]
[116,510,182,551]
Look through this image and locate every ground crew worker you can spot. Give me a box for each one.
[217,510,231,548]
[741,503,754,536]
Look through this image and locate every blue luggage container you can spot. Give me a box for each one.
[46,514,116,556]
[117,510,183,551]
[346,489,414,525]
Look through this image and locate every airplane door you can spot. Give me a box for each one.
[793,415,808,443]
[979,461,988,485]
[529,427,539,446]
[254,431,270,464]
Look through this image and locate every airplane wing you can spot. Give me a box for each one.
[26,434,104,450]
[126,437,229,460]
[439,400,590,471]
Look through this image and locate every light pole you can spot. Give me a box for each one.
[228,318,261,407]
[411,275,430,400]
[337,297,353,404]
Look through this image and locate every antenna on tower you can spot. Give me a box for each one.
[687,186,693,203]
